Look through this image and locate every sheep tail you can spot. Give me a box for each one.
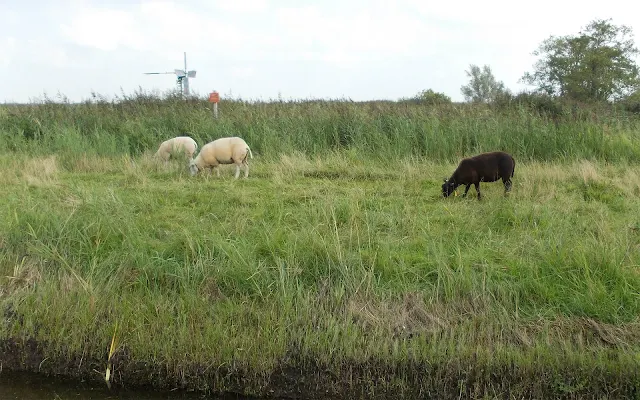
[247,147,253,159]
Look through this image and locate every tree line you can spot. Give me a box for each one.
[412,19,640,114]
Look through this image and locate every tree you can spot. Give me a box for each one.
[460,64,508,103]
[521,19,640,102]
[620,87,640,113]
[415,89,452,105]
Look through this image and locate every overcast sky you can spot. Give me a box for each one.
[1,0,638,103]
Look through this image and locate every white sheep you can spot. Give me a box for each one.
[155,136,198,162]
[189,136,253,178]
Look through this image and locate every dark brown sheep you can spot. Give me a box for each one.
[442,151,515,199]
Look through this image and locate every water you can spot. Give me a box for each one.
[0,370,250,400]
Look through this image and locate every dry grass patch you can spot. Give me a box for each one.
[270,152,311,182]
[21,155,59,187]
[1,257,42,298]
[577,160,600,184]
[346,293,451,338]
[70,154,118,173]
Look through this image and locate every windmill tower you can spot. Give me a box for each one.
[144,52,197,97]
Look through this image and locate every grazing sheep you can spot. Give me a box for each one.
[189,136,253,178]
[155,136,198,162]
[442,151,515,199]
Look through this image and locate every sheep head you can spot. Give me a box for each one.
[189,160,199,176]
[442,178,456,198]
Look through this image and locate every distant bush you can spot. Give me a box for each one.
[492,91,566,119]
[400,89,452,105]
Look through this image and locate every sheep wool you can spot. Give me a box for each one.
[155,136,199,162]
[189,136,253,179]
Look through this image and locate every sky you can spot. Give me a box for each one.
[1,0,638,103]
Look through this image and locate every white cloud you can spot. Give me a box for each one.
[409,0,640,47]
[61,8,142,51]
[272,5,446,68]
[0,37,17,67]
[3,9,20,25]
[231,66,256,79]
[25,39,70,69]
[136,1,206,49]
[213,0,269,13]
[59,1,265,58]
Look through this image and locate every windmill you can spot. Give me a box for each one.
[144,52,197,96]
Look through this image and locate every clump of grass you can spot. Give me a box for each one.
[0,154,638,397]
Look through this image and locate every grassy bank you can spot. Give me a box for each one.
[0,149,639,398]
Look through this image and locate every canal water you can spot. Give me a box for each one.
[0,370,252,400]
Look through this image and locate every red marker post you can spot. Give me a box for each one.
[209,91,220,119]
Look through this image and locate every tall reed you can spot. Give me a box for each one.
[2,92,639,163]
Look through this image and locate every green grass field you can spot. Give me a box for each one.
[0,97,639,398]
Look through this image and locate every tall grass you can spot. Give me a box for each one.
[2,91,640,163]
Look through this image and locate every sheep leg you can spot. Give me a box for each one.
[234,164,241,179]
[503,178,512,194]
[243,160,249,178]
[462,184,471,197]
[475,183,482,200]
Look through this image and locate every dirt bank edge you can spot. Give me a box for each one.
[1,337,638,399]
